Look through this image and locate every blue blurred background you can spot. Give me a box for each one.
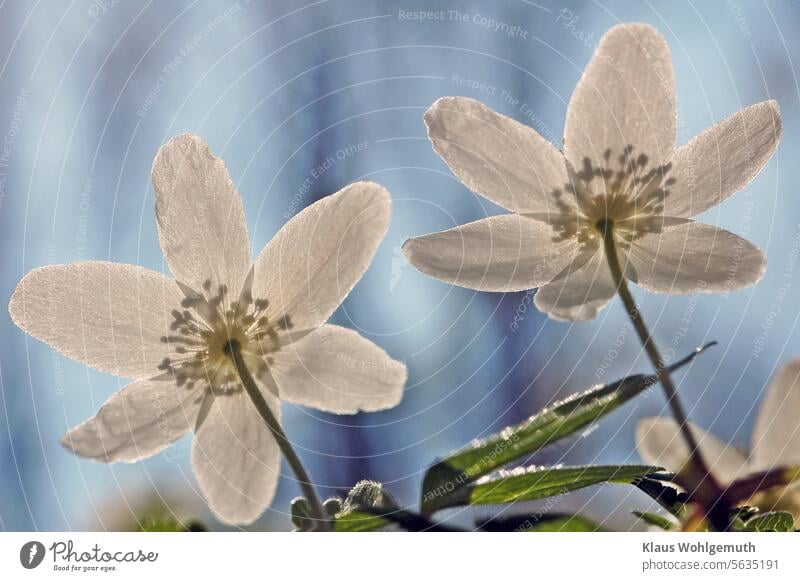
[1,0,798,531]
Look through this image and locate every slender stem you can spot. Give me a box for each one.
[599,221,729,528]
[226,340,329,531]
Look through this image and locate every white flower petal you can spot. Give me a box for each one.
[666,101,781,217]
[751,358,800,471]
[192,391,281,526]
[402,214,578,292]
[636,417,749,485]
[61,379,203,463]
[253,181,391,333]
[424,97,568,213]
[627,221,766,293]
[8,262,184,379]
[272,325,406,414]
[533,249,615,321]
[564,23,676,172]
[152,133,251,295]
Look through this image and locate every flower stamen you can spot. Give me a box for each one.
[538,145,675,250]
[157,277,293,394]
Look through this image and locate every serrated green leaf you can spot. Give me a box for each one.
[632,510,675,530]
[342,480,395,513]
[741,511,795,532]
[421,345,712,512]
[334,511,391,532]
[729,505,760,531]
[332,481,398,532]
[425,464,660,513]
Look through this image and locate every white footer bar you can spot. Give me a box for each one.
[0,532,797,580]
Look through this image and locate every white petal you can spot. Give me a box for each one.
[61,379,203,463]
[253,182,391,333]
[152,134,251,294]
[402,214,578,292]
[636,417,749,484]
[751,358,800,471]
[627,221,765,293]
[192,391,280,525]
[564,23,676,172]
[8,262,184,379]
[666,101,781,217]
[533,248,615,321]
[424,97,568,213]
[272,325,406,414]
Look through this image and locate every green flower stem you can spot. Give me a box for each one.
[600,220,730,529]
[227,340,329,531]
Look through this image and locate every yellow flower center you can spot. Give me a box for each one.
[158,276,293,393]
[540,145,675,250]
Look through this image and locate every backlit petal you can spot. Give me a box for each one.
[627,221,765,293]
[425,97,568,213]
[61,379,203,463]
[564,23,675,174]
[751,358,800,471]
[636,417,749,484]
[152,133,251,295]
[666,101,781,217]
[402,214,578,292]
[192,391,281,526]
[272,325,406,414]
[9,262,183,379]
[253,181,391,333]
[533,248,616,321]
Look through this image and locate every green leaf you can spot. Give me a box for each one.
[633,477,690,518]
[334,511,392,532]
[524,514,605,532]
[425,464,661,513]
[342,480,396,514]
[138,517,205,532]
[632,510,675,530]
[333,481,397,532]
[480,513,606,532]
[741,512,795,532]
[421,345,713,512]
[729,505,760,531]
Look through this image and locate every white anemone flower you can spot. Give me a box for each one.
[9,134,407,525]
[403,23,781,321]
[637,358,800,525]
